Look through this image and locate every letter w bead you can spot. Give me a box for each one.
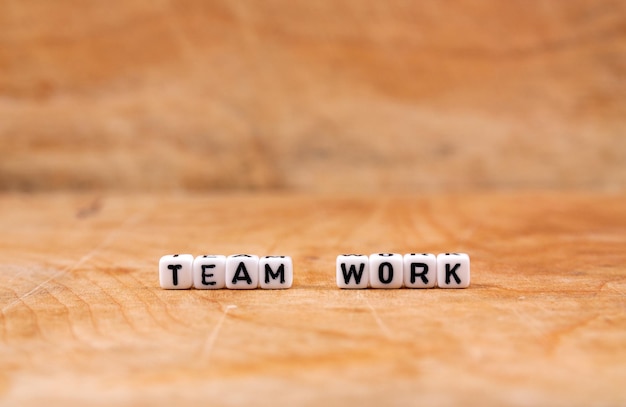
[336,254,369,289]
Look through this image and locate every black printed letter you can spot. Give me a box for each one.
[265,263,285,284]
[411,263,429,284]
[445,263,461,284]
[341,263,365,284]
[168,264,182,286]
[232,262,252,285]
[378,262,394,284]
[201,264,216,286]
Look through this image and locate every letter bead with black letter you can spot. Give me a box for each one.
[193,255,226,289]
[226,254,259,289]
[259,256,293,289]
[159,254,194,289]
[403,253,437,288]
[336,254,369,289]
[369,253,403,288]
[436,253,470,288]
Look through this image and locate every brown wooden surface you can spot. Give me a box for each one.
[0,191,625,406]
[1,0,626,191]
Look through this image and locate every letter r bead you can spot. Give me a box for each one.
[436,253,470,288]
[404,253,437,288]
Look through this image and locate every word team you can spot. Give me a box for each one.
[159,254,293,290]
[336,253,470,289]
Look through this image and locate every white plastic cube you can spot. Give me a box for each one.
[225,254,259,289]
[369,253,403,289]
[193,255,226,289]
[159,254,193,289]
[404,253,437,288]
[336,254,369,289]
[259,256,293,289]
[437,253,470,288]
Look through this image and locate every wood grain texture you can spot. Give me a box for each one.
[1,0,625,191]
[0,192,625,406]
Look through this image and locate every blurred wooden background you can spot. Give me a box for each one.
[1,0,625,192]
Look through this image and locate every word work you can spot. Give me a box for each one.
[336,253,470,289]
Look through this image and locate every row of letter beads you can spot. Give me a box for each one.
[336,253,470,289]
[159,254,293,290]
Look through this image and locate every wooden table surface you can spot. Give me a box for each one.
[0,191,624,406]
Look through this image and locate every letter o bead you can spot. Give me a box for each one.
[369,253,403,288]
[159,254,194,289]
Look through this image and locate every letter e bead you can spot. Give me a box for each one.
[193,255,226,289]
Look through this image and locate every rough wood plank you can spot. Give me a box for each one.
[0,192,624,405]
[1,0,625,191]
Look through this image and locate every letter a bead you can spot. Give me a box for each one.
[436,253,470,288]
[226,254,259,289]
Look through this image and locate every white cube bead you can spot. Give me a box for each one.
[336,254,369,289]
[159,254,193,289]
[437,253,470,288]
[369,253,403,289]
[225,254,259,289]
[404,253,437,288]
[193,255,226,289]
[259,256,293,289]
